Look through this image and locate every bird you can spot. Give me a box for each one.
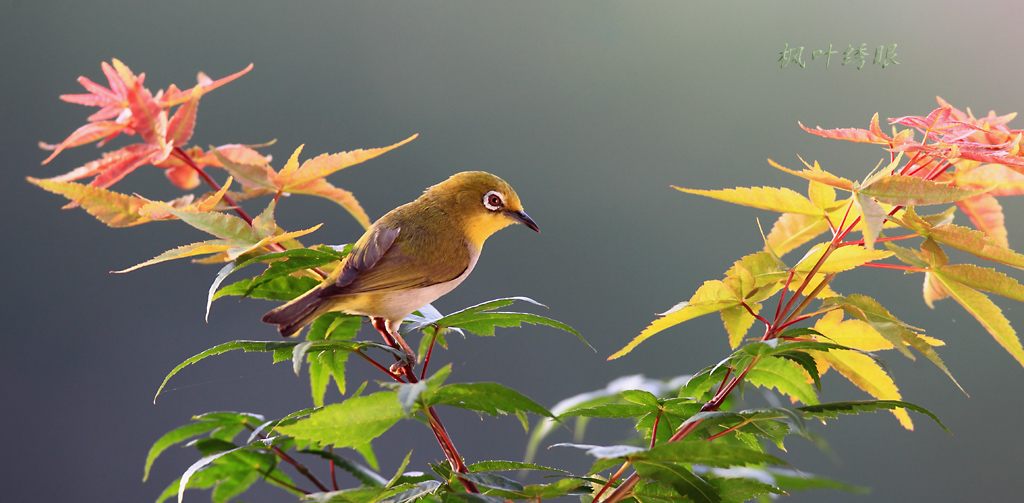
[262,171,539,370]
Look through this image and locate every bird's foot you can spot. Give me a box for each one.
[389,349,416,374]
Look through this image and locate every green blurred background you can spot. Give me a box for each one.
[4,1,1023,501]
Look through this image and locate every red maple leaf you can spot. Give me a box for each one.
[40,59,253,191]
[802,98,1024,246]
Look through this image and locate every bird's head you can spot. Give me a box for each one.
[424,171,539,248]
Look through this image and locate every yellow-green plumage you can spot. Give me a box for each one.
[262,171,538,362]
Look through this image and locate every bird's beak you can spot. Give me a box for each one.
[508,210,540,232]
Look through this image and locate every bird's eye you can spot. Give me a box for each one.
[483,190,504,211]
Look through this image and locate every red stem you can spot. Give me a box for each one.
[774,271,796,325]
[172,146,254,224]
[714,367,733,398]
[741,302,771,328]
[244,424,329,493]
[706,421,746,442]
[420,327,440,381]
[354,350,404,382]
[775,314,812,333]
[592,461,633,503]
[650,412,662,449]
[329,447,339,491]
[834,199,855,239]
[264,472,311,495]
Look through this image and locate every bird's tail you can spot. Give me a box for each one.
[262,287,327,337]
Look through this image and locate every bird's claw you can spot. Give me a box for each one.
[389,349,416,374]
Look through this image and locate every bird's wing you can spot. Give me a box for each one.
[321,221,471,297]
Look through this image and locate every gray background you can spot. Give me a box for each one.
[4,1,1023,502]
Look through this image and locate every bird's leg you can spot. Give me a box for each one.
[371,317,416,372]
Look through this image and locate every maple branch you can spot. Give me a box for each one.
[714,366,733,398]
[899,151,933,177]
[834,199,855,239]
[369,318,479,494]
[780,273,837,328]
[600,356,760,503]
[774,271,796,325]
[354,349,405,383]
[245,423,329,493]
[262,471,311,495]
[776,313,813,333]
[923,158,955,181]
[777,244,834,326]
[172,146,254,224]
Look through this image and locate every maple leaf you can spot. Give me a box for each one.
[116,200,321,272]
[27,177,151,227]
[810,311,913,429]
[936,96,1020,147]
[892,101,1024,244]
[163,163,200,190]
[672,185,820,215]
[955,194,1007,248]
[956,163,1024,196]
[41,143,159,207]
[39,59,253,192]
[609,280,741,360]
[39,121,129,165]
[802,101,1024,247]
[159,63,253,108]
[892,101,1024,170]
[799,113,912,147]
[59,61,131,121]
[767,158,856,192]
[890,106,985,144]
[269,136,418,228]
[765,213,830,258]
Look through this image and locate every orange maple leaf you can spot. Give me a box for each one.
[799,113,911,147]
[956,194,1008,248]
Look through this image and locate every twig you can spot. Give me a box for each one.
[354,349,405,383]
[650,412,662,449]
[779,273,837,328]
[262,470,311,495]
[329,446,339,491]
[245,423,330,493]
[172,146,254,224]
[420,327,440,381]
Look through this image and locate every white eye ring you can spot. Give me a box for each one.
[483,190,504,211]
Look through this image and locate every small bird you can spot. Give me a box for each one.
[262,171,539,369]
